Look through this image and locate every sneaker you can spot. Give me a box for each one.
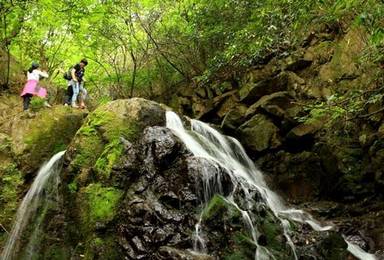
[64,103,68,107]
[44,101,52,108]
[71,103,79,108]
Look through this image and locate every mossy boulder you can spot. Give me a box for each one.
[200,195,294,259]
[239,72,288,105]
[4,106,86,174]
[220,106,247,134]
[62,98,168,258]
[66,98,165,184]
[0,106,85,250]
[0,162,23,248]
[318,232,348,260]
[244,92,299,123]
[319,27,367,82]
[238,114,282,153]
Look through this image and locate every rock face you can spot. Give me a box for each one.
[166,23,384,256]
[6,98,350,259]
[0,104,86,250]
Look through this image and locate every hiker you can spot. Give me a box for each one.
[66,59,88,108]
[20,62,51,110]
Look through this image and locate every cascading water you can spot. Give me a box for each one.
[166,111,376,260]
[1,151,65,260]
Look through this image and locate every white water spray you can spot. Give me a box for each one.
[166,111,376,260]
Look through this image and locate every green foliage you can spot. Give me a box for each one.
[2,0,383,99]
[84,236,119,260]
[29,96,46,111]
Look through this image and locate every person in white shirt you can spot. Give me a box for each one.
[20,62,51,110]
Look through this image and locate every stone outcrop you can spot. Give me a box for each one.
[0,103,86,250]
[166,23,384,256]
[6,98,350,259]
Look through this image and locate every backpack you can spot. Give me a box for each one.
[63,67,73,80]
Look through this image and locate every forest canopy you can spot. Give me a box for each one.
[1,0,383,100]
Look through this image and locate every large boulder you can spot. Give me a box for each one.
[257,151,329,202]
[282,51,313,72]
[4,98,359,259]
[238,114,282,153]
[221,105,248,134]
[3,106,86,174]
[239,72,289,104]
[0,104,86,250]
[244,91,300,124]
[319,28,367,82]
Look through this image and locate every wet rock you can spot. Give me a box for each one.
[286,119,324,140]
[215,94,239,119]
[318,232,348,260]
[187,157,234,202]
[257,151,333,201]
[346,234,369,251]
[191,98,215,120]
[238,114,282,152]
[142,126,181,169]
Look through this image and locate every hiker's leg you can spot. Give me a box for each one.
[23,94,33,110]
[71,81,80,106]
[79,82,87,108]
[65,82,73,105]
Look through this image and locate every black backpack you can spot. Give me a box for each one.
[63,67,73,80]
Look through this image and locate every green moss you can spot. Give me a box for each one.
[21,107,85,170]
[68,181,78,193]
[224,232,256,260]
[89,108,140,142]
[73,108,139,171]
[83,183,123,224]
[0,135,11,152]
[0,163,23,230]
[52,143,66,154]
[94,140,123,180]
[43,244,70,260]
[201,195,241,223]
[259,213,282,249]
[72,133,104,169]
[84,236,119,260]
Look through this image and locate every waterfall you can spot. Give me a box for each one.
[166,111,376,260]
[1,151,65,260]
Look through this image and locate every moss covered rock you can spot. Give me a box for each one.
[319,27,367,82]
[62,98,168,258]
[4,106,86,174]
[238,114,282,152]
[0,106,85,250]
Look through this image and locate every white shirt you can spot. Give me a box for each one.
[27,69,49,81]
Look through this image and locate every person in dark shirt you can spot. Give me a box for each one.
[68,59,88,108]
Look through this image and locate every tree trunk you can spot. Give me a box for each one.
[129,50,137,98]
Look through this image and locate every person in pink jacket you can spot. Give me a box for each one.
[20,62,51,110]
